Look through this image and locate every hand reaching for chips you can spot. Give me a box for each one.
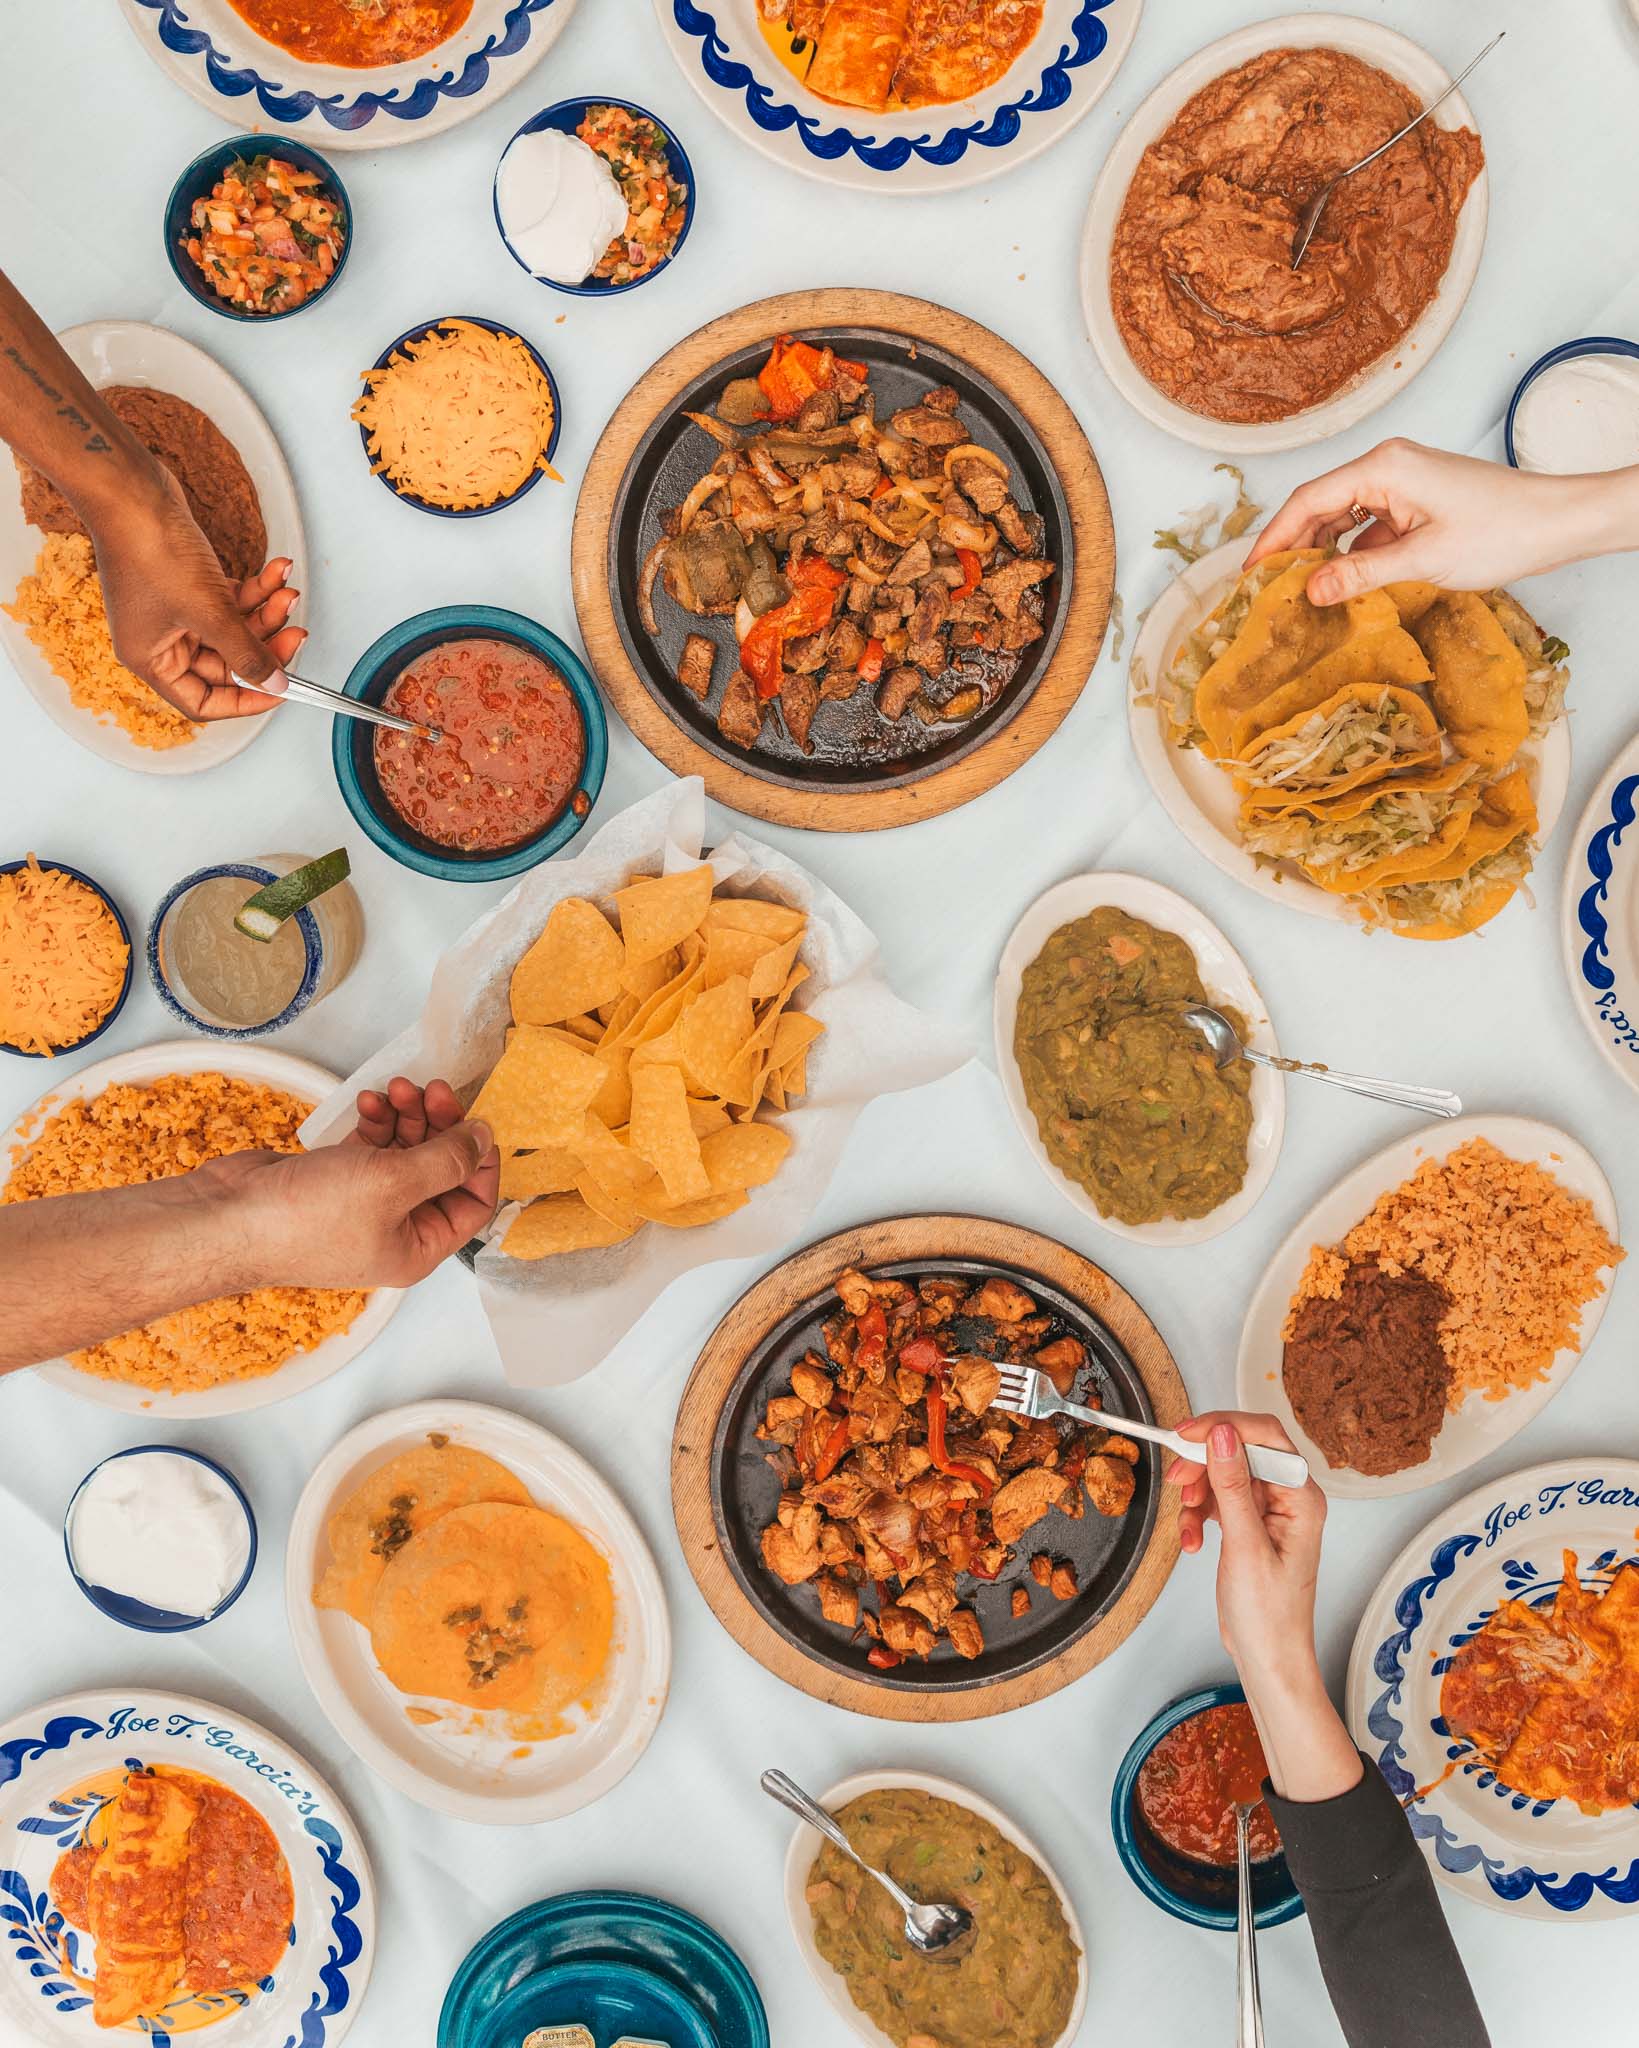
[470,865,824,1259]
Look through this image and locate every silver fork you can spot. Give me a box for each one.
[988,1363,1309,1490]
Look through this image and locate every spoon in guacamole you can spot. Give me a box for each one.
[761,1770,974,1956]
[1181,1005,1462,1119]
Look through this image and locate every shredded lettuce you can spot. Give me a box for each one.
[1243,787,1479,874]
[1374,836,1536,932]
[1239,694,1446,793]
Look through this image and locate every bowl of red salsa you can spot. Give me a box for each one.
[333,605,606,883]
[1110,1683,1303,1930]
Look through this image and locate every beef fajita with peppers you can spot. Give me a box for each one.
[639,333,1057,760]
[755,1264,1138,1668]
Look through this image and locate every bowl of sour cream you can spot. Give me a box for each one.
[65,1446,256,1632]
[1506,336,1639,474]
[493,97,695,296]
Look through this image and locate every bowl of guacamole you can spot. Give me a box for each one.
[995,875,1284,1245]
[783,1773,1086,2048]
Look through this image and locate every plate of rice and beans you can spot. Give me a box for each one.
[2,1040,400,1416]
[1236,1116,1622,1498]
[0,321,302,774]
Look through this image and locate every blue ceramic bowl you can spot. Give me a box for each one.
[145,860,326,1040]
[439,1891,769,2048]
[1110,1681,1305,1931]
[64,1446,257,1634]
[1504,336,1639,470]
[333,605,607,884]
[163,134,350,323]
[0,857,133,1058]
[494,98,696,297]
[357,315,562,518]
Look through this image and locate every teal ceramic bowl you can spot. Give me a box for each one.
[1110,1681,1305,1931]
[438,1891,768,2048]
[332,605,606,884]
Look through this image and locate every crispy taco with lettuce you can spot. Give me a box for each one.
[1234,683,1446,814]
[1375,769,1539,940]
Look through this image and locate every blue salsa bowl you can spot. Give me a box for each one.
[0,856,133,1058]
[1110,1681,1305,1932]
[357,314,562,518]
[493,97,696,297]
[332,605,607,885]
[164,134,351,324]
[64,1445,257,1634]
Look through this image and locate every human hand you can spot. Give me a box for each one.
[1246,437,1616,606]
[91,465,304,720]
[201,1077,499,1291]
[1167,1411,1326,1681]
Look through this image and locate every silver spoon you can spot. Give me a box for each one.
[1234,1804,1265,2048]
[1182,1004,1463,1120]
[234,667,446,743]
[760,1769,973,1957]
[1291,32,1505,267]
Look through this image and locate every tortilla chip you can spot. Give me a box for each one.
[703,897,806,944]
[1412,592,1530,771]
[499,1146,583,1201]
[700,1121,792,1193]
[502,1194,638,1258]
[747,932,805,1001]
[763,1068,787,1111]
[769,1010,824,1069]
[617,956,706,1046]
[586,1044,633,1128]
[632,1186,751,1228]
[627,1063,711,1203]
[598,992,641,1040]
[471,1027,606,1149]
[778,1049,808,1095]
[615,866,714,967]
[574,1170,651,1231]
[568,1113,657,1193]
[314,1443,533,1626]
[561,1012,604,1044]
[687,1098,733,1136]
[703,922,777,989]
[679,974,756,1101]
[621,945,679,1001]
[510,899,625,1025]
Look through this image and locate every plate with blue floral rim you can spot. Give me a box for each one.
[0,1687,375,2042]
[1344,1457,1639,1921]
[115,0,579,149]
[654,0,1142,191]
[1561,724,1639,1098]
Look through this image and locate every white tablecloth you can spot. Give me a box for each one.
[4,2,1639,2042]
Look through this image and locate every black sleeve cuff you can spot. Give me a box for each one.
[1265,1750,1419,1894]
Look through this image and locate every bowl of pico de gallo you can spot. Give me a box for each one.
[164,134,351,322]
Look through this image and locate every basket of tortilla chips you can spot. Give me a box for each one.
[1158,548,1570,938]
[301,779,965,1384]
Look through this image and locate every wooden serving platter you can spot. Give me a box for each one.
[572,289,1115,832]
[670,1214,1186,1722]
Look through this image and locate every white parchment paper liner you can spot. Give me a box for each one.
[303,779,969,1383]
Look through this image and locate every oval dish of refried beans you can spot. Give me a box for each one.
[1109,48,1484,424]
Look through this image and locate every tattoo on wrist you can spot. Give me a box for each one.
[3,342,111,455]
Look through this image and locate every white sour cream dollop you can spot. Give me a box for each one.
[496,129,628,286]
[1512,352,1639,475]
[69,1451,251,1618]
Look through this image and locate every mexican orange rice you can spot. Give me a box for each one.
[4,533,195,750]
[1286,1137,1622,1408]
[3,1071,367,1391]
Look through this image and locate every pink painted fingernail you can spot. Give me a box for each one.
[1211,1423,1238,1460]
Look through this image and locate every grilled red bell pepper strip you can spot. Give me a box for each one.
[924,1373,996,1499]
[814,1413,852,1483]
[856,636,886,684]
[756,336,870,422]
[953,547,982,599]
[867,1644,903,1670]
[740,556,848,699]
[854,1300,888,1378]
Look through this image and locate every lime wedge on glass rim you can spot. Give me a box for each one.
[233,849,351,943]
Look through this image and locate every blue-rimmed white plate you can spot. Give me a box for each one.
[655,0,1141,191]
[116,0,579,149]
[1562,726,1639,1097]
[1345,1458,1639,1920]
[0,1688,374,2043]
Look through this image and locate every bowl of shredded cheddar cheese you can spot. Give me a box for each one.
[0,855,133,1058]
